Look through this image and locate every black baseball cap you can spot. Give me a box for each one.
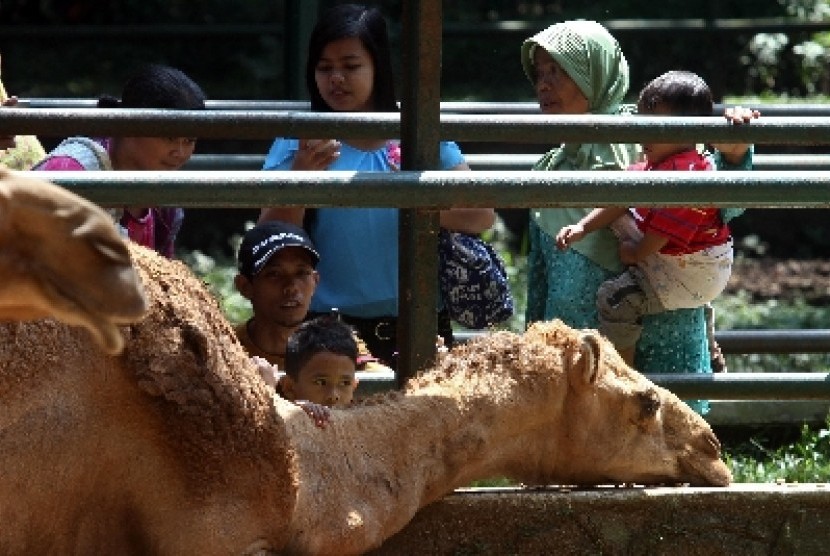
[237,221,320,277]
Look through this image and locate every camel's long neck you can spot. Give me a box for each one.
[283,386,542,554]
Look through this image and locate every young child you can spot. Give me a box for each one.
[34,64,206,258]
[555,70,733,366]
[277,315,360,409]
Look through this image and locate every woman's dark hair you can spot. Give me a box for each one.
[636,70,712,116]
[97,64,206,110]
[284,316,359,379]
[306,3,398,112]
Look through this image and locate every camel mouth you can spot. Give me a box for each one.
[679,455,733,487]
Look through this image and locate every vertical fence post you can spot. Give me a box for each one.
[397,0,442,386]
[283,0,318,99]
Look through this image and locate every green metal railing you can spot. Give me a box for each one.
[3,108,830,400]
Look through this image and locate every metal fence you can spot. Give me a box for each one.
[3,104,830,404]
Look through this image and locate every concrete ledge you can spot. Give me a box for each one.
[368,484,830,555]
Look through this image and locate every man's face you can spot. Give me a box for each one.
[237,247,319,328]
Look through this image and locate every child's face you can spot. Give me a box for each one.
[641,104,695,165]
[314,36,376,113]
[286,352,358,408]
[116,136,197,170]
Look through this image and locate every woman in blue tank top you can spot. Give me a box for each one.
[260,4,494,367]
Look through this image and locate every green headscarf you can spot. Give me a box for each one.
[521,20,637,272]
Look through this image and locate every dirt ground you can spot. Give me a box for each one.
[727,258,830,304]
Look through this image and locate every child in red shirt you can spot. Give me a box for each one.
[556,71,734,365]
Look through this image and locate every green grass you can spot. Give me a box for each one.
[726,415,830,483]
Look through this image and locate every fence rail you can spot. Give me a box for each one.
[5,107,830,403]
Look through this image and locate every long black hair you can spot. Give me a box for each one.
[306,3,398,112]
[97,64,206,110]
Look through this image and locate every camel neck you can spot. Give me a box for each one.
[281,386,544,554]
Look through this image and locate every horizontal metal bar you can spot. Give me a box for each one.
[33,170,830,209]
[0,24,282,38]
[18,99,313,111]
[184,154,266,170]
[456,330,830,355]
[650,373,830,401]
[18,99,830,118]
[718,330,830,354]
[183,152,830,172]
[2,109,828,144]
[447,17,830,36]
[3,18,826,41]
[357,370,830,400]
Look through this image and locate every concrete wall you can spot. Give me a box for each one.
[369,485,830,555]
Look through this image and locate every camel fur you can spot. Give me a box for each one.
[0,243,730,555]
[0,169,147,353]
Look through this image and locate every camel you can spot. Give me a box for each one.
[0,169,147,353]
[0,242,731,555]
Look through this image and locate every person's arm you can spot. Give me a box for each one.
[619,230,669,265]
[710,105,760,166]
[259,138,341,226]
[556,206,629,250]
[0,96,18,150]
[438,160,497,234]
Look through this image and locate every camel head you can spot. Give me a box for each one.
[0,169,147,354]
[524,320,731,487]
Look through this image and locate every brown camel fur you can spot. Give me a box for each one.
[0,244,730,555]
[0,169,147,353]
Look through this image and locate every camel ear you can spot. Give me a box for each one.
[568,332,602,391]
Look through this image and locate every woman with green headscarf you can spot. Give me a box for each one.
[520,20,753,411]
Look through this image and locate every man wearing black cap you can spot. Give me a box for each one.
[234,220,383,372]
[234,220,321,368]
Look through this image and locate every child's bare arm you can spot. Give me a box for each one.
[556,206,629,250]
[294,400,332,429]
[711,105,760,165]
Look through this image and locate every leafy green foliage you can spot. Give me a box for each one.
[726,415,830,482]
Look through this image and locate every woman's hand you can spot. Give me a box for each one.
[292,139,341,170]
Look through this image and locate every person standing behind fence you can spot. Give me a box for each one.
[258,3,495,368]
[0,54,46,169]
[520,21,754,413]
[34,64,206,258]
[555,71,735,366]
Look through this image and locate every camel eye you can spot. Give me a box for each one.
[637,389,661,419]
